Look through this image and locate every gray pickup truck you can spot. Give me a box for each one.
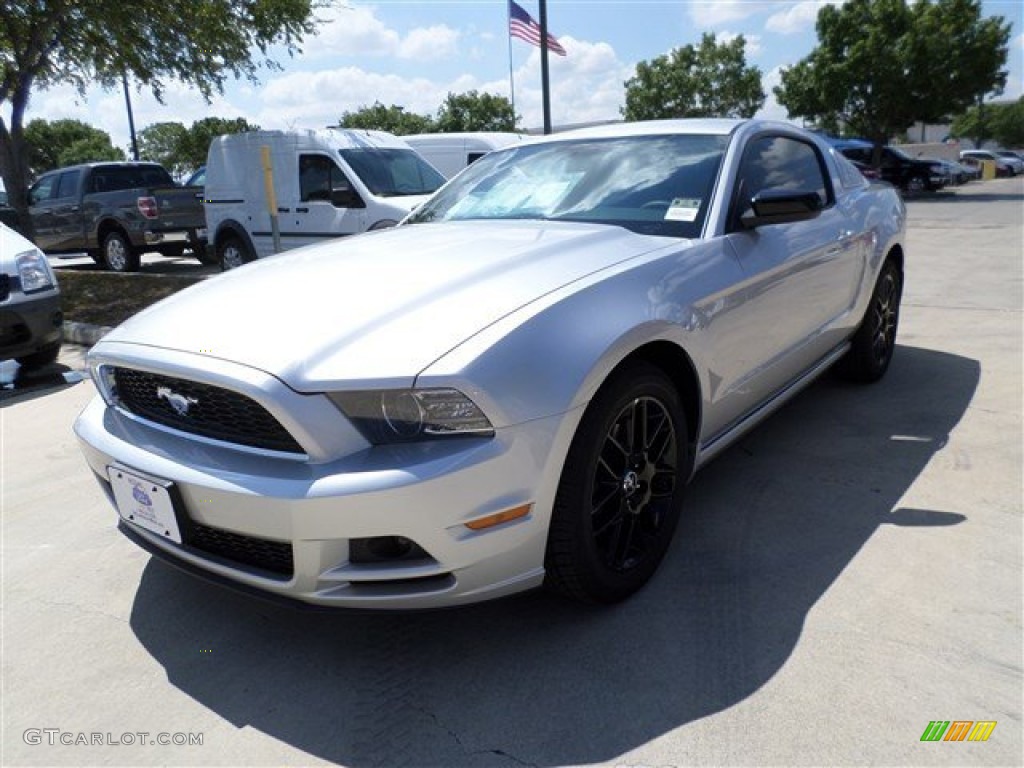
[28,162,210,272]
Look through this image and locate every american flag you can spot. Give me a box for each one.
[509,0,567,56]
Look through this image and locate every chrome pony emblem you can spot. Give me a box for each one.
[157,386,198,416]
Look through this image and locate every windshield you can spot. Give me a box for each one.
[339,148,445,197]
[406,134,728,237]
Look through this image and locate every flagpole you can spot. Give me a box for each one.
[539,0,552,134]
[507,1,516,123]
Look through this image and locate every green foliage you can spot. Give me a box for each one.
[139,118,256,176]
[775,0,1011,147]
[435,91,518,132]
[0,0,315,238]
[951,97,1024,148]
[622,33,764,121]
[24,119,125,172]
[339,102,436,135]
[137,122,188,175]
[180,117,258,170]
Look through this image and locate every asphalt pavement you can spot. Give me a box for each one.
[2,179,1021,766]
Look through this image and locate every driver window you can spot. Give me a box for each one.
[299,154,352,205]
[737,135,829,207]
[29,175,57,206]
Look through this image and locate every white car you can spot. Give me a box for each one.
[75,119,906,609]
[1,222,62,369]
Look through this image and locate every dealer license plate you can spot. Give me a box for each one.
[108,466,182,543]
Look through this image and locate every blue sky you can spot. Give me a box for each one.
[19,0,1024,149]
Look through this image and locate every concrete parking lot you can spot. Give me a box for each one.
[2,179,1021,766]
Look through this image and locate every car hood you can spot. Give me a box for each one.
[101,221,669,390]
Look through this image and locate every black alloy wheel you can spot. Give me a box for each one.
[836,259,902,383]
[545,362,688,603]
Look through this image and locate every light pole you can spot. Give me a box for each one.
[122,73,139,160]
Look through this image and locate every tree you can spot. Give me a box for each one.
[339,102,436,135]
[0,0,314,239]
[950,97,1024,148]
[622,33,764,121]
[138,122,188,175]
[775,0,1011,161]
[178,117,258,171]
[138,117,256,177]
[24,119,125,173]
[435,91,518,133]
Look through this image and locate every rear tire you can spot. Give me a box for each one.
[545,362,688,603]
[102,230,140,272]
[218,235,254,271]
[836,259,902,383]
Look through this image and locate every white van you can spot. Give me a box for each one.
[204,129,446,268]
[402,132,527,179]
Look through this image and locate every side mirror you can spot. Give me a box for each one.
[740,188,823,229]
[330,187,365,209]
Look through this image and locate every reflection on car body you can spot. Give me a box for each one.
[75,119,906,609]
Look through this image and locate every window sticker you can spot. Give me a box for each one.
[665,198,701,222]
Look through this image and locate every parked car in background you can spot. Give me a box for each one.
[992,150,1024,175]
[920,157,972,186]
[403,132,527,178]
[184,166,206,188]
[959,150,1017,177]
[840,145,947,195]
[28,162,209,272]
[75,119,907,609]
[204,129,446,269]
[0,187,19,232]
[848,159,882,181]
[1,222,62,369]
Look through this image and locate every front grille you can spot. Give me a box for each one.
[112,368,304,454]
[0,274,10,302]
[188,522,294,578]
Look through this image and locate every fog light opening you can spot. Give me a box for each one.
[349,535,430,564]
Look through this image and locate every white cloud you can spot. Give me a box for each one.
[765,1,843,35]
[492,38,631,130]
[716,30,763,57]
[21,80,247,155]
[688,1,762,28]
[756,65,803,126]
[256,68,465,130]
[305,5,459,61]
[398,25,460,60]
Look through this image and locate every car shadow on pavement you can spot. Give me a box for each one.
[0,362,84,407]
[127,344,978,767]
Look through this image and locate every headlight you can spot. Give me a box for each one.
[331,388,494,444]
[91,364,119,406]
[16,249,56,293]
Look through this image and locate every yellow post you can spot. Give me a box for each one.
[980,159,996,180]
[260,146,282,253]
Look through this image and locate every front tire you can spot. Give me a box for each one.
[102,230,140,272]
[545,362,688,603]
[836,259,902,382]
[218,235,254,271]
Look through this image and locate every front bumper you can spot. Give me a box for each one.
[74,394,582,609]
[0,290,62,359]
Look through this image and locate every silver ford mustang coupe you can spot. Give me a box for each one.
[75,119,906,608]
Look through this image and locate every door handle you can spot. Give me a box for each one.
[278,207,291,213]
[295,207,309,213]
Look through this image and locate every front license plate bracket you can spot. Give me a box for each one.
[107,465,185,544]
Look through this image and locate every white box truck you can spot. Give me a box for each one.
[402,132,527,179]
[204,129,446,269]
